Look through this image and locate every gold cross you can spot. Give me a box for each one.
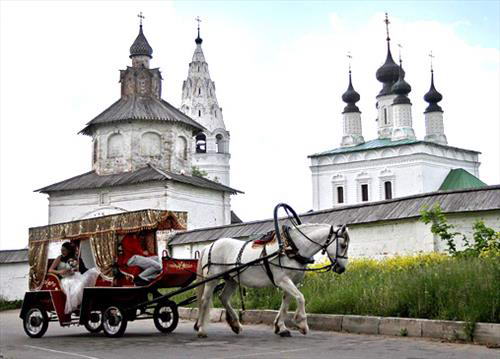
[138,12,145,26]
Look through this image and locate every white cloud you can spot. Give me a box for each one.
[0,4,498,249]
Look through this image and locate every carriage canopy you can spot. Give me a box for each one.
[28,209,187,290]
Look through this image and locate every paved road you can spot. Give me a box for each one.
[1,310,497,359]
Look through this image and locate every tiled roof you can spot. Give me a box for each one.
[0,249,28,264]
[79,97,205,135]
[36,165,242,194]
[168,185,500,245]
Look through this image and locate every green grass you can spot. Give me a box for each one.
[0,297,22,311]
[240,254,500,323]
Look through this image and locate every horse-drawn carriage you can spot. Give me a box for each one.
[20,209,200,338]
[21,205,350,339]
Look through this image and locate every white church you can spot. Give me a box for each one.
[36,21,241,229]
[308,15,485,210]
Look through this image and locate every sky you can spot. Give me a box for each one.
[0,0,499,250]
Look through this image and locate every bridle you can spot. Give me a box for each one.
[274,203,349,272]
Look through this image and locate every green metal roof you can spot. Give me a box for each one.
[439,168,487,191]
[308,138,481,158]
[309,138,419,157]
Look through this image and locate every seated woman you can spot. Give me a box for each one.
[48,242,100,314]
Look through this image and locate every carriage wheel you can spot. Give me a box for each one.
[153,301,179,333]
[102,306,128,338]
[23,306,49,338]
[84,310,103,333]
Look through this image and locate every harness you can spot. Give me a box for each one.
[202,203,349,287]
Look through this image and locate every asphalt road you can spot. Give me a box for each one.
[1,310,497,359]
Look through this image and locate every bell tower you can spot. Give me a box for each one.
[180,18,231,186]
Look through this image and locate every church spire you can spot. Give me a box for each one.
[341,55,364,147]
[375,13,402,97]
[424,52,447,145]
[195,16,203,45]
[424,53,443,113]
[390,47,416,141]
[181,18,231,185]
[129,12,153,68]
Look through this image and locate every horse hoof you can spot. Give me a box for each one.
[193,322,199,331]
[230,325,242,335]
[279,330,292,337]
[197,332,208,338]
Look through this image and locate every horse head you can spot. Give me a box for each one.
[326,224,349,274]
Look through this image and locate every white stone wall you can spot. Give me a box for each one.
[0,262,28,300]
[344,210,499,259]
[93,122,194,176]
[47,181,230,230]
[310,142,480,210]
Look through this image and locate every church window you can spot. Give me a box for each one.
[198,110,202,117]
[361,184,369,202]
[384,108,388,125]
[337,187,344,204]
[140,132,161,156]
[384,181,393,200]
[216,134,224,153]
[107,133,123,158]
[196,133,207,153]
[176,136,188,160]
[198,88,201,95]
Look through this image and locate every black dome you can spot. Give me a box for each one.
[342,72,360,113]
[424,71,443,112]
[195,35,203,45]
[392,62,411,105]
[376,44,404,97]
[130,25,153,58]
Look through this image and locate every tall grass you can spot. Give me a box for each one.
[239,254,500,323]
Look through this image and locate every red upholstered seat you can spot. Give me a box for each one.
[253,231,276,245]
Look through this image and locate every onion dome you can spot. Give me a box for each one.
[392,60,411,105]
[424,70,443,113]
[376,13,404,96]
[130,25,153,58]
[195,18,203,45]
[342,71,361,113]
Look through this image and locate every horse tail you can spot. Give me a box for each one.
[194,248,205,331]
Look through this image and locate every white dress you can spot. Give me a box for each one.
[58,260,100,314]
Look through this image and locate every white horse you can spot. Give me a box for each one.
[194,223,349,338]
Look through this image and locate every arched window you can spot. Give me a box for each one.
[198,109,201,117]
[216,134,224,153]
[140,132,161,156]
[196,133,207,153]
[337,186,344,204]
[384,181,392,200]
[176,136,188,160]
[198,88,201,95]
[383,108,388,125]
[107,133,123,158]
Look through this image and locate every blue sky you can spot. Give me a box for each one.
[174,1,500,48]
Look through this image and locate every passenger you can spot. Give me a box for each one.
[119,233,161,286]
[48,242,100,314]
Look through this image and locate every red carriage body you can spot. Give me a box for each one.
[20,209,199,338]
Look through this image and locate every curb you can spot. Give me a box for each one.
[178,307,500,346]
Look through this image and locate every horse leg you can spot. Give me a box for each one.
[197,280,218,338]
[277,277,309,335]
[218,280,242,334]
[273,292,292,337]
